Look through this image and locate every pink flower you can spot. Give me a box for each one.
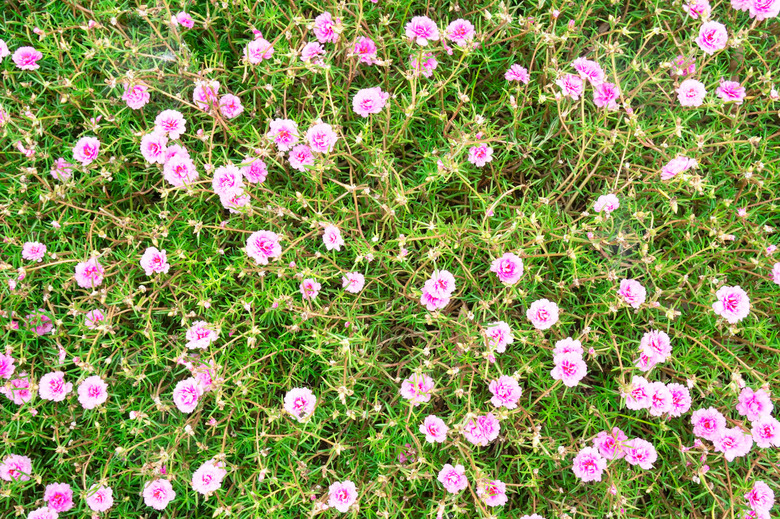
[313,12,339,43]
[572,57,605,85]
[593,193,619,214]
[241,157,268,183]
[173,377,202,413]
[490,252,524,285]
[219,94,244,119]
[468,143,493,167]
[400,373,435,406]
[623,375,651,410]
[26,309,53,336]
[505,64,530,84]
[712,285,751,323]
[409,53,438,77]
[185,321,218,350]
[288,144,314,172]
[691,407,727,440]
[666,383,692,417]
[12,47,42,70]
[527,299,560,330]
[438,464,468,493]
[463,415,499,446]
[0,353,15,379]
[478,479,508,507]
[72,136,100,165]
[0,39,9,61]
[122,83,150,109]
[74,258,105,288]
[683,0,712,18]
[520,515,546,519]
[618,279,646,308]
[50,158,74,180]
[26,508,58,519]
[2,373,33,405]
[192,459,227,495]
[405,16,440,46]
[267,119,299,151]
[624,438,658,469]
[697,21,728,54]
[352,87,389,117]
[143,479,176,510]
[445,19,475,47]
[736,387,773,421]
[22,241,46,262]
[749,0,780,20]
[0,454,32,481]
[593,427,628,460]
[342,272,365,293]
[553,337,584,361]
[140,131,168,164]
[328,481,358,513]
[484,321,514,353]
[716,79,746,104]
[593,82,620,110]
[86,484,114,512]
[192,80,220,110]
[745,481,775,512]
[163,155,199,186]
[246,230,282,265]
[155,110,186,139]
[661,155,697,180]
[300,278,322,300]
[301,41,326,63]
[420,288,450,311]
[212,165,244,196]
[77,375,108,409]
[44,483,74,512]
[751,416,780,448]
[140,247,170,276]
[352,37,378,64]
[489,375,523,409]
[420,415,449,443]
[713,427,753,462]
[671,55,696,77]
[38,371,73,402]
[556,74,584,100]
[284,387,317,421]
[306,122,339,153]
[244,38,274,64]
[640,330,672,363]
[773,262,780,285]
[572,446,607,482]
[172,11,195,28]
[677,79,707,107]
[425,269,457,297]
[551,353,587,387]
[647,381,673,417]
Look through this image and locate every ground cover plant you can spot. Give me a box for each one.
[1,0,780,517]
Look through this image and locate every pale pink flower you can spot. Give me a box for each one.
[749,0,780,20]
[0,454,32,481]
[677,79,707,107]
[490,252,524,285]
[0,353,16,379]
[38,371,73,402]
[647,381,673,417]
[716,79,746,104]
[352,37,378,64]
[484,321,514,353]
[267,119,299,151]
[661,155,697,180]
[551,353,587,387]
[489,375,522,409]
[13,47,42,70]
[26,309,53,336]
[75,257,105,288]
[425,269,457,297]
[572,446,607,482]
[185,321,218,350]
[572,57,605,85]
[406,16,440,46]
[593,82,620,110]
[553,337,584,361]
[172,11,195,28]
[306,122,339,153]
[154,110,186,139]
[143,479,176,510]
[0,39,8,61]
[671,55,696,77]
[163,155,198,186]
[246,230,282,265]
[86,484,114,512]
[300,278,321,300]
[26,508,58,519]
[640,330,672,363]
[352,87,389,117]
[683,0,712,18]
[288,144,314,172]
[714,427,753,462]
[468,143,493,167]
[50,158,74,180]
[313,12,339,43]
[72,136,100,165]
[122,83,150,109]
[44,483,74,512]
[593,427,628,460]
[505,64,530,84]
[409,53,438,77]
[173,377,202,413]
[77,375,108,409]
[241,157,268,183]
[420,288,450,311]
[556,74,584,100]
[772,262,780,285]
[342,272,365,293]
[593,193,619,214]
[478,479,507,507]
[212,165,244,196]
[666,383,692,417]
[751,416,780,448]
[284,387,317,421]
[85,308,107,329]
[301,41,326,63]
[445,19,475,47]
[244,38,274,64]
[618,279,646,308]
[438,464,468,493]
[164,143,190,162]
[219,94,244,119]
[193,80,220,111]
[321,225,345,251]
[697,21,728,54]
[745,481,775,512]
[736,387,773,421]
[692,407,727,440]
[420,415,449,443]
[140,247,170,276]
[527,299,559,330]
[400,373,435,406]
[22,241,46,262]
[624,438,657,469]
[328,481,358,513]
[140,131,168,164]
[712,285,751,323]
[1,372,33,405]
[519,515,546,519]
[192,459,227,495]
[623,375,652,410]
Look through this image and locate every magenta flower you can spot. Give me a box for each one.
[77,375,108,409]
[284,387,317,421]
[551,353,587,387]
[122,83,150,109]
[352,37,378,64]
[463,413,500,446]
[593,82,620,110]
[405,16,440,46]
[313,12,339,43]
[191,459,227,495]
[593,427,628,460]
[683,0,712,18]
[140,131,168,164]
[44,483,74,512]
[691,407,727,440]
[484,321,514,353]
[1,373,33,405]
[618,279,646,308]
[22,241,46,262]
[445,19,475,47]
[143,479,176,510]
[745,481,775,512]
[624,438,657,469]
[241,157,268,184]
[751,416,780,448]
[72,136,101,165]
[172,11,195,28]
[193,80,220,110]
[437,464,468,494]
[661,155,697,180]
[74,257,105,288]
[527,298,559,330]
[713,427,753,462]
[0,454,32,481]
[697,21,728,54]
[246,230,282,265]
[244,38,274,64]
[593,193,619,214]
[352,87,389,117]
[556,73,584,100]
[647,381,673,417]
[749,0,780,20]
[478,479,508,507]
[490,252,524,285]
[505,64,530,84]
[140,247,170,276]
[38,371,73,402]
[299,278,322,300]
[622,375,651,410]
[400,373,435,406]
[489,375,523,409]
[163,155,199,187]
[12,46,43,70]
[419,415,449,443]
[86,484,114,512]
[468,143,493,167]
[185,321,218,350]
[155,109,187,139]
[306,122,339,153]
[666,383,692,417]
[712,285,751,324]
[288,144,315,172]
[212,165,244,196]
[716,79,747,105]
[0,353,16,379]
[173,377,202,413]
[572,57,605,85]
[736,387,773,421]
[342,272,365,294]
[572,446,607,482]
[328,480,358,513]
